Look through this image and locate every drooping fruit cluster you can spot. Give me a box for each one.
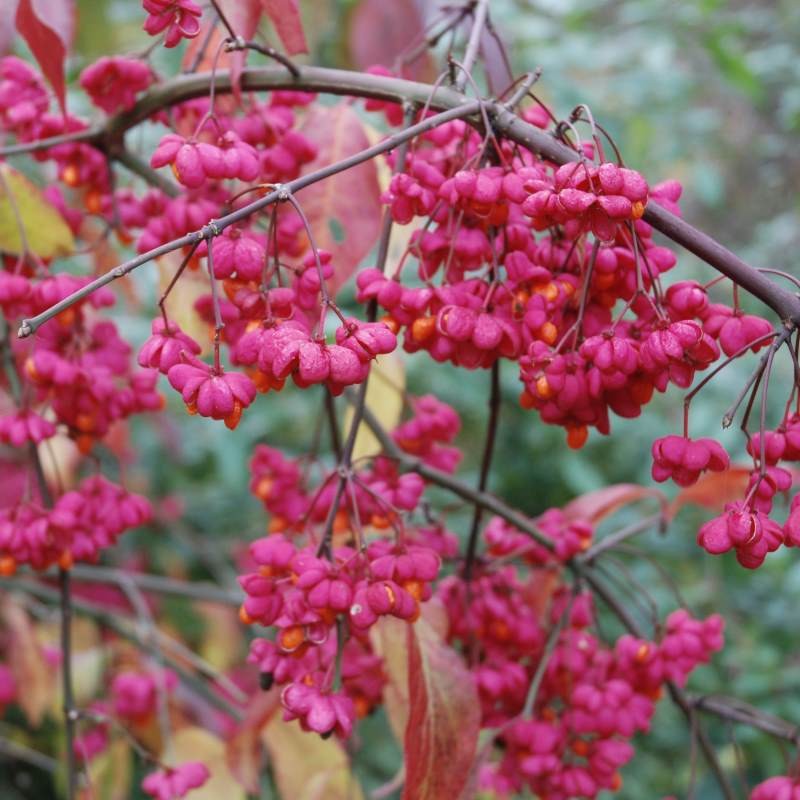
[0,10,793,796]
[358,73,775,460]
[650,418,800,568]
[0,271,156,574]
[239,424,449,737]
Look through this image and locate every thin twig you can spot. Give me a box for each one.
[324,389,343,462]
[0,127,101,158]
[5,64,794,325]
[581,513,663,562]
[113,148,181,197]
[4,578,246,719]
[464,360,501,580]
[209,0,236,39]
[225,39,300,78]
[521,591,574,717]
[689,694,800,745]
[0,736,58,774]
[722,328,792,428]
[455,0,490,91]
[67,564,240,605]
[58,567,79,800]
[19,99,485,339]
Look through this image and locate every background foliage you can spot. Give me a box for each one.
[4,1,800,797]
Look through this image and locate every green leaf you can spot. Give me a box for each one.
[704,31,763,101]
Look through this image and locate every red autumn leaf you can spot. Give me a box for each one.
[15,0,74,114]
[298,104,382,293]
[218,0,262,98]
[225,689,281,794]
[180,24,242,119]
[258,0,307,55]
[562,482,668,524]
[667,465,752,520]
[403,615,480,800]
[348,0,436,82]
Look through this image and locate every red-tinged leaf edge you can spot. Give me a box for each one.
[666,465,752,521]
[16,0,67,114]
[297,104,382,293]
[258,0,307,55]
[562,482,668,525]
[402,618,480,800]
[347,0,436,83]
[218,0,262,100]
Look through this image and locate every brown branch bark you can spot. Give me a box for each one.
[456,0,491,91]
[6,65,798,327]
[4,56,796,794]
[18,99,483,338]
[689,694,800,745]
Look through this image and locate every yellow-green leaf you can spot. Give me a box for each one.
[0,164,74,258]
[170,727,247,800]
[262,717,364,800]
[345,352,406,463]
[370,616,410,743]
[39,616,105,707]
[83,735,133,800]
[197,602,245,672]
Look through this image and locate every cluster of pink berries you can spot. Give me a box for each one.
[357,72,776,464]
[240,532,441,737]
[236,396,470,737]
[651,416,799,568]
[0,23,793,798]
[0,474,151,573]
[136,260,399,426]
[0,56,115,198]
[230,391,728,800]
[0,271,163,455]
[462,575,724,798]
[0,264,158,576]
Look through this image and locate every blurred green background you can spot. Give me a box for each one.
[10,0,800,797]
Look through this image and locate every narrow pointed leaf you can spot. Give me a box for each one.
[562,482,667,524]
[15,0,73,113]
[258,0,307,55]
